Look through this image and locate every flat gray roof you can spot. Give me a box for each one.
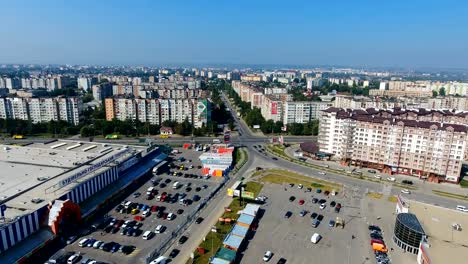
[0,140,146,221]
[409,200,468,264]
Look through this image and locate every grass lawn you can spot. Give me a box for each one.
[433,190,468,201]
[257,169,341,192]
[460,179,468,188]
[366,192,383,199]
[190,196,255,264]
[243,181,263,197]
[387,196,398,203]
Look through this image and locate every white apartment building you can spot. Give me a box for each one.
[57,97,82,125]
[0,97,81,124]
[105,98,210,128]
[28,98,59,123]
[283,101,332,124]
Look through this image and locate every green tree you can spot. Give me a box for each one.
[261,119,274,134]
[439,87,446,96]
[228,119,235,131]
[273,121,283,134]
[82,92,94,103]
[432,90,438,97]
[288,123,304,135]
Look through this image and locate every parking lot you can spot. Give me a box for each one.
[62,147,225,264]
[240,182,375,264]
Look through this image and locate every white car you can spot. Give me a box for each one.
[155,225,165,233]
[401,189,411,194]
[374,175,381,179]
[456,205,468,212]
[318,172,326,175]
[142,210,151,217]
[319,203,326,210]
[93,240,103,249]
[263,251,273,262]
[167,213,175,221]
[387,177,396,182]
[298,184,303,189]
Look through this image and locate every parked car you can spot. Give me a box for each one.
[289,196,296,202]
[277,258,287,264]
[195,217,204,224]
[328,220,335,227]
[310,212,318,219]
[284,211,292,218]
[178,235,188,244]
[169,248,180,258]
[297,184,303,189]
[263,251,273,262]
[319,204,326,210]
[330,201,336,207]
[312,198,318,204]
[298,199,305,205]
[299,210,307,217]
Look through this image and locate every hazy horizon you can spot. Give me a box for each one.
[1,0,468,68]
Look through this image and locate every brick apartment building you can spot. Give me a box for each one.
[319,107,468,183]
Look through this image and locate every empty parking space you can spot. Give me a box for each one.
[240,183,371,264]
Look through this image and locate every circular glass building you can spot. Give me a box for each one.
[393,213,425,254]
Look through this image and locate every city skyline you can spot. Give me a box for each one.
[1,0,468,68]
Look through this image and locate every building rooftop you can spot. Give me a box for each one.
[409,201,468,264]
[237,214,254,226]
[242,203,260,217]
[0,140,146,222]
[231,224,248,238]
[396,213,425,234]
[223,233,243,250]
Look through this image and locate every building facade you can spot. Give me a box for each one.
[105,98,210,128]
[319,108,468,183]
[0,97,82,125]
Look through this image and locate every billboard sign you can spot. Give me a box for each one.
[241,191,255,200]
[58,149,129,188]
[271,102,278,115]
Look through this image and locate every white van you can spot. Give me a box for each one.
[124,201,133,209]
[142,231,154,240]
[172,182,180,189]
[311,233,322,244]
[150,256,168,264]
[78,238,89,247]
[147,187,155,195]
[67,254,81,264]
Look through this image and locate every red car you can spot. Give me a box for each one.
[114,219,124,228]
[151,205,158,212]
[298,199,305,205]
[134,215,144,221]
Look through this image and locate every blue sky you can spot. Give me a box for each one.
[1,0,467,68]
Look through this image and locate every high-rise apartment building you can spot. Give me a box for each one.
[0,97,82,125]
[319,108,468,183]
[104,98,210,128]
